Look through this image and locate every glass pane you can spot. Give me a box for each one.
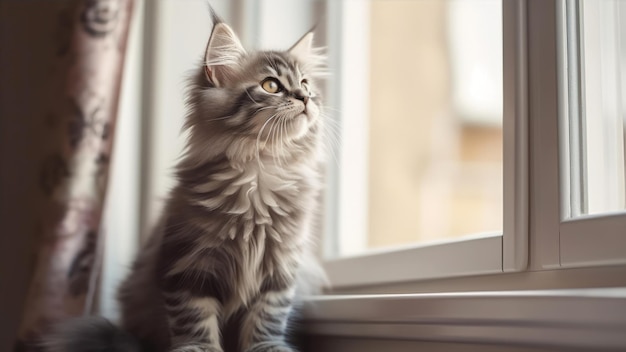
[564,0,626,218]
[332,0,503,257]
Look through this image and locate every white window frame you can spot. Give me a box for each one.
[320,0,529,289]
[556,0,626,268]
[527,0,626,272]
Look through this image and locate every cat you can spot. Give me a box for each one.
[45,9,327,352]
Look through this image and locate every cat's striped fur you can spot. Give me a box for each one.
[45,11,326,352]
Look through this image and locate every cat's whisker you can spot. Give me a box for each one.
[321,105,343,113]
[272,113,287,174]
[324,136,342,168]
[272,117,282,167]
[245,88,262,106]
[255,113,280,170]
[321,113,343,130]
[253,106,276,115]
[281,117,293,166]
[324,122,342,148]
[277,116,288,170]
[264,115,279,146]
[319,118,342,168]
[321,116,343,140]
[206,114,236,123]
[266,116,283,169]
[324,124,343,145]
[323,111,343,120]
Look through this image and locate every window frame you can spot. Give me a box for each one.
[556,0,626,268]
[320,0,529,289]
[321,0,626,290]
[528,0,626,272]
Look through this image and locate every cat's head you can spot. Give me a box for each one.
[184,13,326,164]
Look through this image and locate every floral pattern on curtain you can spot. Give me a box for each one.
[14,0,134,350]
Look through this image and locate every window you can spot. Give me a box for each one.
[325,0,504,258]
[322,0,626,290]
[321,0,527,287]
[562,0,626,217]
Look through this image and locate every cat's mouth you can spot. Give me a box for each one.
[256,104,314,143]
[292,106,309,121]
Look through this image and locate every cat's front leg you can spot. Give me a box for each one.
[162,289,224,352]
[240,286,297,352]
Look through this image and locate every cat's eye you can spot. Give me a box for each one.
[261,78,282,93]
[301,79,309,90]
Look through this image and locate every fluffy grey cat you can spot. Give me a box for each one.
[46,11,326,352]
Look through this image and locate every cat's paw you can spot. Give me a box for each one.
[246,341,296,352]
[171,344,224,352]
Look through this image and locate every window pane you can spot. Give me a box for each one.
[564,0,626,218]
[331,0,503,257]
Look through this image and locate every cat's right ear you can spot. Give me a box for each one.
[204,22,246,87]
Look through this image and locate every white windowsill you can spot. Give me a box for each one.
[301,288,626,350]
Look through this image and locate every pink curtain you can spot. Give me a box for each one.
[15,0,134,350]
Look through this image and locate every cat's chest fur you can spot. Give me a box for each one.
[191,159,317,236]
[174,158,318,308]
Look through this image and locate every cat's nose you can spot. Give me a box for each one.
[293,89,309,105]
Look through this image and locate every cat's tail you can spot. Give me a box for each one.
[43,317,141,352]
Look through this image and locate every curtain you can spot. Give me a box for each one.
[14,0,135,350]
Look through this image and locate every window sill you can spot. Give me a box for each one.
[301,288,626,350]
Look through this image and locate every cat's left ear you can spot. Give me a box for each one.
[204,22,246,87]
[289,32,315,62]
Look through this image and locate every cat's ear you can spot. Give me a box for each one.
[289,32,315,62]
[204,22,246,87]
[288,31,327,77]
